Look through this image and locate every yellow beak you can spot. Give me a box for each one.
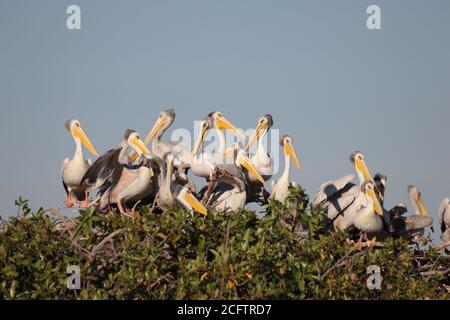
[240,156,265,183]
[368,188,383,216]
[72,127,99,157]
[284,140,301,170]
[184,192,208,216]
[355,158,373,182]
[131,137,150,155]
[416,194,429,216]
[145,117,167,144]
[245,122,267,151]
[215,116,244,138]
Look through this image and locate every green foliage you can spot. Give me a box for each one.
[0,189,449,300]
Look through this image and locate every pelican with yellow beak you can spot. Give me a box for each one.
[61,119,99,208]
[312,151,375,222]
[130,109,192,168]
[353,181,384,239]
[80,129,151,214]
[244,114,274,204]
[207,149,265,213]
[157,153,208,215]
[392,186,433,242]
[270,135,302,203]
[191,111,244,181]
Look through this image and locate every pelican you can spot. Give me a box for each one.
[438,198,450,243]
[191,111,244,181]
[390,186,433,242]
[130,109,191,168]
[80,129,151,214]
[207,150,265,213]
[61,119,99,208]
[157,153,207,215]
[244,114,274,203]
[312,151,374,223]
[353,181,384,241]
[270,135,302,203]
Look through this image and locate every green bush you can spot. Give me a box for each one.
[0,190,449,300]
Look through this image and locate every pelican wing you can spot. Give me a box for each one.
[327,191,357,220]
[312,174,355,206]
[404,215,433,231]
[81,148,124,192]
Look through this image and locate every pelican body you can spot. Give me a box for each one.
[312,151,374,224]
[80,129,151,216]
[61,119,99,208]
[270,135,302,203]
[207,150,265,213]
[244,114,274,203]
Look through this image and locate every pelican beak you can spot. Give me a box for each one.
[72,126,99,157]
[183,192,208,216]
[368,188,383,216]
[131,137,150,155]
[355,158,373,182]
[245,122,267,151]
[239,155,265,183]
[416,193,429,216]
[223,144,237,157]
[215,115,244,138]
[192,122,209,157]
[283,140,301,170]
[145,116,168,144]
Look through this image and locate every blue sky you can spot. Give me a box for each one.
[1,0,449,239]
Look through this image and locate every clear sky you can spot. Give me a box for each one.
[1,1,449,239]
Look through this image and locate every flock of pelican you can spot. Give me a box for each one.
[60,109,450,248]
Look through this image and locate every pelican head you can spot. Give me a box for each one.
[176,187,208,216]
[245,114,273,151]
[235,150,265,183]
[408,185,429,217]
[280,135,301,170]
[350,151,373,183]
[192,112,243,157]
[65,119,99,157]
[361,181,383,216]
[374,173,387,190]
[208,111,244,138]
[125,129,150,156]
[144,108,176,144]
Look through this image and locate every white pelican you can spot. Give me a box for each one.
[207,150,265,213]
[80,129,150,214]
[390,186,433,242]
[157,153,207,215]
[61,119,99,208]
[438,198,450,243]
[191,111,244,181]
[244,114,274,203]
[270,135,302,203]
[312,151,374,222]
[130,109,191,169]
[353,181,384,240]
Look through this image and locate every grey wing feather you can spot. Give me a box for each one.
[404,215,433,231]
[438,198,449,226]
[81,148,123,192]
